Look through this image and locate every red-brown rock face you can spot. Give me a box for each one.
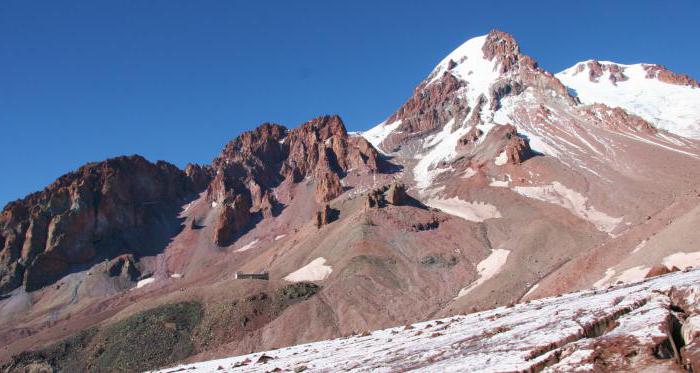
[587,60,604,82]
[385,182,407,205]
[483,30,573,101]
[499,124,533,164]
[584,104,658,134]
[213,195,252,246]
[106,254,141,281]
[643,64,700,88]
[207,115,381,245]
[315,170,343,203]
[381,72,467,151]
[185,163,215,192]
[582,60,628,86]
[459,126,483,146]
[0,155,203,293]
[315,204,335,228]
[606,63,628,85]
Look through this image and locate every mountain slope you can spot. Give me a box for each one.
[361,29,700,309]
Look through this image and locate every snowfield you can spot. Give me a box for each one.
[135,277,155,289]
[155,269,700,372]
[455,248,510,299]
[426,197,502,222]
[284,257,333,282]
[361,120,402,152]
[511,182,622,234]
[235,239,258,253]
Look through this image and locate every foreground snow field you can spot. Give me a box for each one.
[156,269,700,372]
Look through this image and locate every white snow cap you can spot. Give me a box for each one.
[557,60,700,139]
[428,34,500,109]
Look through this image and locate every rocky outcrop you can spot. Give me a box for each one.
[106,254,141,282]
[315,170,343,203]
[207,115,381,245]
[489,79,524,111]
[365,182,408,208]
[258,192,279,219]
[645,264,680,278]
[366,188,385,209]
[585,60,604,82]
[385,183,407,205]
[576,60,629,85]
[184,163,214,192]
[381,72,468,151]
[315,204,335,228]
[282,115,379,183]
[373,30,578,153]
[643,64,700,88]
[496,124,533,164]
[466,94,486,127]
[213,195,252,246]
[606,63,628,85]
[459,126,483,146]
[584,104,658,134]
[482,30,574,102]
[0,155,201,294]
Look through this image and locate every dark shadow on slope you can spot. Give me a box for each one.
[517,133,545,158]
[377,154,404,175]
[401,194,429,210]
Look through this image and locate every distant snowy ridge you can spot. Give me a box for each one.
[557,60,700,139]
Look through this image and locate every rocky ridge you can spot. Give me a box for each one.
[0,155,206,294]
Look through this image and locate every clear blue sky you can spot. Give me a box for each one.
[1,1,698,207]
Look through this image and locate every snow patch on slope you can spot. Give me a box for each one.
[492,90,563,159]
[462,168,477,179]
[512,182,622,234]
[361,120,402,152]
[413,119,468,189]
[284,257,333,282]
[235,239,258,253]
[593,268,617,289]
[664,251,700,269]
[426,196,502,222]
[557,61,700,139]
[456,248,510,299]
[615,266,651,284]
[136,277,155,289]
[494,150,508,166]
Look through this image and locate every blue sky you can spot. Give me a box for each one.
[1,1,698,206]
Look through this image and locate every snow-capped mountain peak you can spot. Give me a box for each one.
[425,34,500,109]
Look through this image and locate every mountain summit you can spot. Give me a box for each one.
[2,30,700,372]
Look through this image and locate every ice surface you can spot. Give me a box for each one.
[155,270,700,373]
